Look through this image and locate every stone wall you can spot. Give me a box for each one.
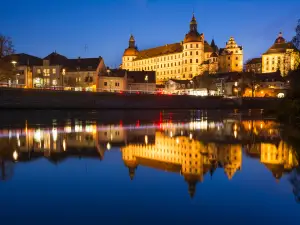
[0,88,281,110]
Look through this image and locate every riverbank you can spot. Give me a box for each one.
[0,88,282,110]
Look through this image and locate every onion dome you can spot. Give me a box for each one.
[123,48,139,56]
[274,32,286,44]
[183,14,203,43]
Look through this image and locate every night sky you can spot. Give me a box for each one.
[1,0,299,67]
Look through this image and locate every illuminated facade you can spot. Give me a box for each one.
[121,14,243,84]
[262,32,300,75]
[122,131,243,197]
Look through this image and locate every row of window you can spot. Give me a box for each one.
[37,68,57,75]
[156,67,196,76]
[128,51,203,65]
[157,74,194,80]
[131,59,202,70]
[103,81,120,87]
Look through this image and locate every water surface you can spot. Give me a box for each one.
[0,110,299,225]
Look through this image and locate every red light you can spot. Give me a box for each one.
[119,91,123,94]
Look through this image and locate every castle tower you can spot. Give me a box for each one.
[219,36,243,73]
[122,35,139,71]
[182,13,205,79]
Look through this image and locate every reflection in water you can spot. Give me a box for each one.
[0,116,299,201]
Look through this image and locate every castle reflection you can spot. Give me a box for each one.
[0,116,299,198]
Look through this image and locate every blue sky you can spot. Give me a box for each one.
[1,0,299,67]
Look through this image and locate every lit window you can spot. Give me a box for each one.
[37,69,41,74]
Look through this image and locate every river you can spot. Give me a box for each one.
[0,110,299,224]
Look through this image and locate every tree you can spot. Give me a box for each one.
[292,19,300,50]
[0,34,14,58]
[0,34,15,82]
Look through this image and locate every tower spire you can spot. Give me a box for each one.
[190,13,197,32]
[129,34,135,48]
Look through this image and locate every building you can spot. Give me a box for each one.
[98,69,128,92]
[98,69,156,93]
[218,37,244,73]
[164,79,193,94]
[3,53,43,88]
[63,56,106,91]
[121,14,243,84]
[32,52,105,90]
[262,32,300,75]
[245,57,262,73]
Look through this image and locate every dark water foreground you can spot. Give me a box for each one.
[0,110,299,225]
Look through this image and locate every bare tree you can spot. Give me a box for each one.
[0,34,14,58]
[292,19,300,50]
[0,34,15,82]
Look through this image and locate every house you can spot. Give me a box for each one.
[245,57,262,73]
[32,52,105,90]
[164,79,193,94]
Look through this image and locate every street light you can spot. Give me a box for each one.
[11,61,17,86]
[145,74,148,93]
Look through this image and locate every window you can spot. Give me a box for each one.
[179,62,181,66]
[190,59,192,63]
[236,57,238,60]
[228,64,230,67]
[190,44,192,48]
[190,67,192,71]
[183,74,185,78]
[37,69,41,74]
[104,82,107,86]
[178,69,180,73]
[196,59,198,63]
[185,60,187,64]
[185,52,187,56]
[228,57,231,60]
[196,44,198,48]
[190,51,192,56]
[189,74,193,78]
[185,68,187,72]
[196,51,198,55]
[236,64,238,67]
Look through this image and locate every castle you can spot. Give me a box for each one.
[121,14,243,84]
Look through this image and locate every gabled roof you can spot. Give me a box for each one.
[255,72,285,82]
[66,57,102,72]
[127,71,156,83]
[246,57,262,65]
[167,79,191,85]
[3,53,43,66]
[204,41,213,52]
[43,52,68,65]
[263,42,299,55]
[134,43,183,60]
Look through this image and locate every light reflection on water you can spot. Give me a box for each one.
[0,111,300,224]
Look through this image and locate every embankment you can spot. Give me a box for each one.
[0,88,282,110]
